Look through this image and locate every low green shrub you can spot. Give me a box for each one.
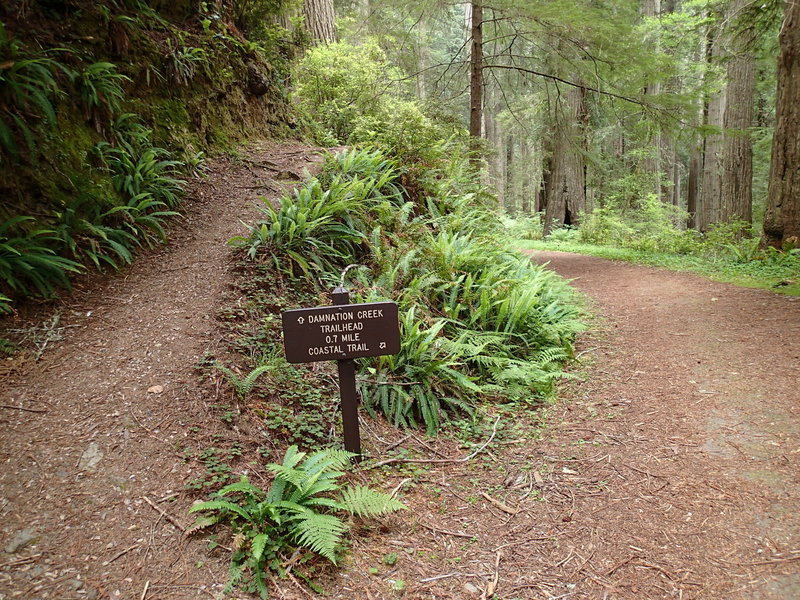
[293,40,459,162]
[0,216,82,299]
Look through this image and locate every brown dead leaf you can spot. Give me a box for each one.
[147,385,164,394]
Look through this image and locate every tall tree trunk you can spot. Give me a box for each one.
[699,0,756,231]
[719,0,756,226]
[304,0,336,45]
[484,95,505,207]
[699,16,725,232]
[469,1,483,166]
[520,141,533,215]
[642,0,662,201]
[763,0,800,248]
[506,134,515,214]
[687,28,706,229]
[544,85,588,233]
[687,146,701,229]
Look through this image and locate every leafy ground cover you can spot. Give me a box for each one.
[2,142,798,600]
[515,238,800,296]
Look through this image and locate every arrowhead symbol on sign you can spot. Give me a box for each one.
[297,317,305,324]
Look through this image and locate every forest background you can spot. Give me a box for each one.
[1,0,799,319]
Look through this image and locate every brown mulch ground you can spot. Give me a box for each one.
[2,144,799,600]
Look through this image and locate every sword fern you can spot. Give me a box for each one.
[189,445,405,597]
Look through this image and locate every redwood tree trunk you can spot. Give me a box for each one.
[642,0,662,201]
[544,85,588,233]
[699,0,756,231]
[719,0,755,225]
[469,1,483,166]
[304,0,336,45]
[699,16,725,232]
[763,0,800,248]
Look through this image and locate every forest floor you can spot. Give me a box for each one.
[1,142,799,600]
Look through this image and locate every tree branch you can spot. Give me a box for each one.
[482,63,645,106]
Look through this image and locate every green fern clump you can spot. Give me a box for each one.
[0,25,188,304]
[0,216,83,300]
[230,178,368,277]
[0,24,73,163]
[233,146,583,434]
[0,293,12,315]
[189,445,406,598]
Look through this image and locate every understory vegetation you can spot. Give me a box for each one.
[0,1,295,315]
[230,147,582,434]
[188,445,406,597]
[508,196,800,295]
[183,34,583,594]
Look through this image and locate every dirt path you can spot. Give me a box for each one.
[521,251,800,599]
[0,141,323,599]
[324,251,800,600]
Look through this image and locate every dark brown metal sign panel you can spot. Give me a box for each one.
[282,301,400,363]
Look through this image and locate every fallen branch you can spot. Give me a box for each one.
[390,477,412,499]
[0,404,47,413]
[143,496,185,533]
[420,572,471,583]
[723,554,800,567]
[102,543,139,566]
[479,491,519,515]
[417,521,475,539]
[482,550,502,599]
[0,553,42,569]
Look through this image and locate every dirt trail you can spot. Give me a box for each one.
[330,251,800,600]
[523,251,800,599]
[0,141,323,599]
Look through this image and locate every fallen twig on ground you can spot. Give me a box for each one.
[479,491,519,515]
[143,496,185,533]
[365,416,501,469]
[417,520,475,539]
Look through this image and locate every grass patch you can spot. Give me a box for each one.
[517,239,800,297]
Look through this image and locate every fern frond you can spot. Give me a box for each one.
[217,476,263,499]
[188,500,252,522]
[186,514,223,536]
[250,533,269,562]
[338,486,407,517]
[240,365,274,393]
[289,511,346,564]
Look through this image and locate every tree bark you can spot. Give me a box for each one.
[763,0,800,248]
[699,15,725,232]
[699,0,756,231]
[484,94,505,207]
[544,85,588,233]
[469,1,483,166]
[304,0,336,45]
[642,0,662,201]
[506,133,515,214]
[719,0,756,226]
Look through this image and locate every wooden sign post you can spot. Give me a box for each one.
[281,287,400,457]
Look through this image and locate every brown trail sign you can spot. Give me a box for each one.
[281,286,400,457]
